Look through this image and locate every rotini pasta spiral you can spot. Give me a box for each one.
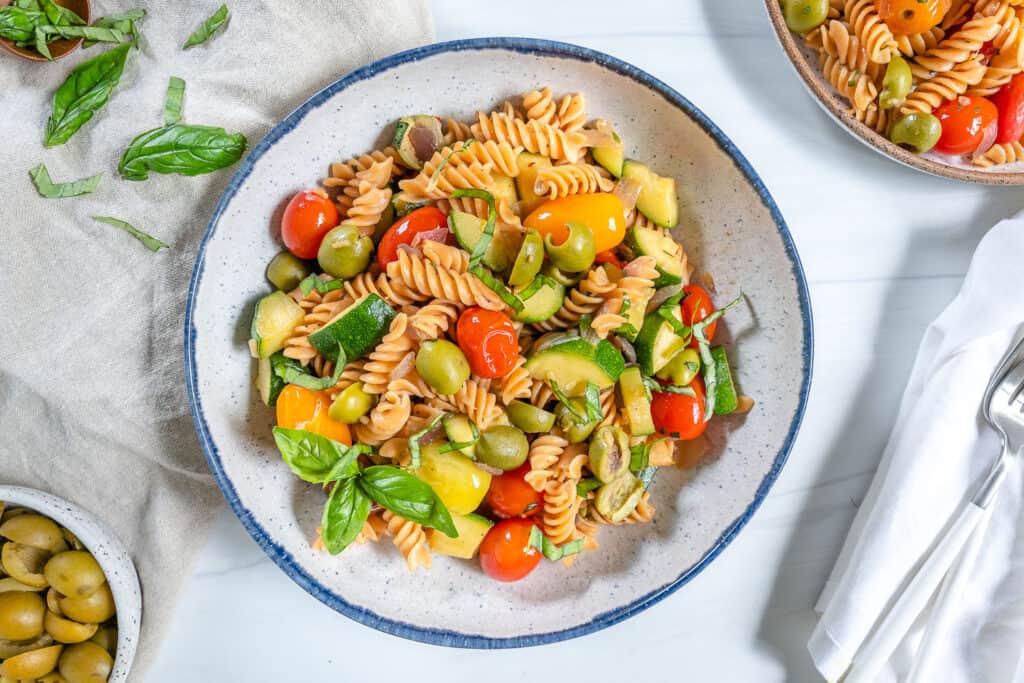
[533,265,617,332]
[471,111,587,163]
[530,378,555,410]
[354,389,412,446]
[386,248,505,311]
[499,355,532,405]
[901,56,988,114]
[408,300,462,339]
[967,1,1024,95]
[844,0,898,64]
[895,27,946,57]
[854,104,890,133]
[381,509,432,571]
[323,147,402,188]
[397,151,495,202]
[282,287,349,366]
[421,240,470,271]
[354,513,388,545]
[597,387,619,430]
[542,477,583,545]
[525,432,568,492]
[911,14,1000,74]
[442,379,505,430]
[534,163,614,199]
[556,93,586,133]
[523,86,558,125]
[973,139,1024,165]
[443,117,473,145]
[592,256,658,339]
[449,139,523,177]
[343,270,429,308]
[359,313,415,395]
[344,161,394,235]
[943,0,974,30]
[818,51,879,112]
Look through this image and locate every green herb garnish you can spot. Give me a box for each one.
[92,216,168,252]
[163,76,185,126]
[183,3,229,49]
[528,525,585,561]
[452,188,496,269]
[469,265,524,311]
[693,294,743,421]
[118,124,247,181]
[85,9,145,48]
[407,413,445,469]
[45,44,130,146]
[29,164,101,198]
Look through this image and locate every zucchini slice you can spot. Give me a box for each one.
[621,160,679,228]
[634,307,688,376]
[427,513,493,559]
[513,276,565,324]
[307,294,396,363]
[525,333,625,393]
[627,225,685,288]
[592,126,624,178]
[514,152,552,215]
[710,345,739,415]
[250,291,305,359]
[618,367,655,436]
[449,210,521,273]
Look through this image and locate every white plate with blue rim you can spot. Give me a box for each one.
[184,37,813,648]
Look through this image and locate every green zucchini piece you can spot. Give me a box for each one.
[621,160,679,228]
[449,210,520,273]
[513,276,565,324]
[489,173,518,207]
[515,152,552,215]
[250,291,306,359]
[634,307,688,376]
[443,414,478,459]
[627,225,685,288]
[307,294,396,363]
[591,127,624,178]
[618,367,655,436]
[393,115,443,170]
[525,333,625,393]
[427,513,493,559]
[615,291,646,342]
[256,356,290,407]
[710,345,738,415]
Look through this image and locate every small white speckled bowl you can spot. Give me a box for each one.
[186,38,813,647]
[0,485,141,680]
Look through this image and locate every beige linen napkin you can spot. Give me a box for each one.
[0,1,432,676]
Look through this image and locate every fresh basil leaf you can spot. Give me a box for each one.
[324,444,370,484]
[183,3,229,49]
[469,264,524,311]
[41,24,126,44]
[29,164,101,198]
[45,43,130,147]
[85,9,145,48]
[407,413,445,469]
[320,477,372,555]
[358,465,457,538]
[549,380,584,420]
[642,375,695,398]
[298,273,344,297]
[576,478,601,496]
[272,426,357,484]
[40,0,84,26]
[451,188,496,269]
[34,25,51,60]
[118,124,247,181]
[0,7,40,43]
[583,382,602,424]
[275,364,334,391]
[92,216,168,252]
[693,294,743,421]
[164,76,185,126]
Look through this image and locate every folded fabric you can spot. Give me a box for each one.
[0,1,431,676]
[809,215,1024,682]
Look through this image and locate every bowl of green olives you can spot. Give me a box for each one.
[0,486,141,683]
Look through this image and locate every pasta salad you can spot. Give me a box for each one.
[247,88,747,581]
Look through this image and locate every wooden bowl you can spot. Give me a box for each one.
[764,0,1024,185]
[0,0,90,62]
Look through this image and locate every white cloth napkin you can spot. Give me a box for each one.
[0,2,431,677]
[808,215,1024,682]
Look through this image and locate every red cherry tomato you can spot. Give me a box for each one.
[594,250,625,269]
[934,96,999,155]
[377,207,448,269]
[681,285,717,348]
[479,518,542,582]
[651,377,707,440]
[281,191,339,259]
[486,464,543,518]
[456,307,518,379]
[992,73,1024,144]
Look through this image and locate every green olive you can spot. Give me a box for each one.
[542,262,585,287]
[782,0,828,33]
[47,588,63,615]
[265,251,312,291]
[58,583,114,624]
[0,506,29,523]
[544,221,596,273]
[59,642,112,683]
[61,528,86,552]
[556,398,599,444]
[505,400,556,433]
[594,473,645,522]
[475,425,530,470]
[45,552,105,599]
[38,672,68,683]
[655,348,701,386]
[317,225,374,279]
[1,643,62,679]
[880,56,913,110]
[508,230,545,287]
[589,426,632,483]
[415,340,471,396]
[1,542,51,588]
[0,514,66,554]
[0,590,45,640]
[328,383,377,423]
[88,626,117,655]
[45,611,99,644]
[0,633,53,659]
[889,113,942,154]
[0,576,40,592]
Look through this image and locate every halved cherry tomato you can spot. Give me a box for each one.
[682,284,717,348]
[524,193,626,254]
[594,250,625,269]
[486,463,543,518]
[479,518,542,582]
[992,73,1024,144]
[876,0,950,35]
[651,377,707,440]
[377,206,448,269]
[281,191,339,259]
[934,96,999,155]
[276,385,352,445]
[456,307,518,379]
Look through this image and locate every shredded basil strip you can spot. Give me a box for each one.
[693,294,743,421]
[29,164,101,198]
[34,25,51,59]
[118,124,248,181]
[428,139,472,187]
[438,440,476,454]
[298,273,345,297]
[183,3,229,49]
[451,188,496,269]
[92,216,168,252]
[637,465,658,491]
[549,380,585,420]
[40,0,84,26]
[577,478,602,496]
[528,525,544,552]
[469,265,524,311]
[530,525,585,561]
[656,289,691,340]
[516,274,546,301]
[164,76,185,126]
[85,9,145,48]
[643,375,695,398]
[407,413,445,469]
[41,24,126,43]
[583,382,602,423]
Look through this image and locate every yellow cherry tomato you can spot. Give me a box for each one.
[415,445,492,515]
[524,193,626,255]
[276,385,352,445]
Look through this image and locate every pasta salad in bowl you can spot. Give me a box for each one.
[186,38,812,646]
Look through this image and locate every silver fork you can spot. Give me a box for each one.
[845,345,1024,683]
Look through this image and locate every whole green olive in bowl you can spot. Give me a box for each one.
[317,225,374,279]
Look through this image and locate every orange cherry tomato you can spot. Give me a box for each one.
[594,250,625,269]
[992,73,1024,144]
[486,463,543,518]
[455,307,518,379]
[524,193,626,254]
[681,284,717,348]
[281,191,339,259]
[651,377,707,440]
[479,518,542,582]
[876,0,950,35]
[376,206,449,269]
[934,96,999,155]
[276,385,352,445]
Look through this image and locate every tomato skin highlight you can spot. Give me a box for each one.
[992,73,1024,144]
[681,284,717,348]
[876,0,949,34]
[651,377,707,441]
[486,463,543,518]
[275,385,352,445]
[281,191,339,259]
[524,193,626,253]
[377,207,448,269]
[479,518,542,582]
[934,96,999,155]
[456,307,519,379]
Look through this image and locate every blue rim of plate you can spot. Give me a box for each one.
[184,36,814,649]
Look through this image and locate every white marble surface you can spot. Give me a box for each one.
[148,1,1024,680]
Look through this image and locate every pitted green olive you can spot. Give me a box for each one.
[58,583,114,624]
[544,221,596,273]
[317,225,374,280]
[890,113,942,154]
[0,515,66,554]
[1,542,51,588]
[45,552,105,599]
[589,426,632,483]
[328,382,377,424]
[61,528,85,552]
[880,55,913,110]
[594,473,645,522]
[505,400,556,433]
[0,590,45,640]
[415,340,471,396]
[0,633,53,659]
[45,611,99,644]
[508,230,545,287]
[265,251,312,291]
[47,588,63,616]
[556,399,599,444]
[0,577,39,592]
[656,348,701,387]
[476,426,529,471]
[38,672,68,683]
[59,641,113,683]
[782,0,828,33]
[0,507,29,523]
[88,626,117,655]
[0,643,62,679]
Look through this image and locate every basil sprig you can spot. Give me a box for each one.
[164,76,185,126]
[40,24,126,44]
[692,294,743,421]
[359,466,457,538]
[321,478,372,554]
[528,525,585,562]
[549,380,601,424]
[273,427,364,484]
[119,123,247,180]
[298,273,345,297]
[85,9,145,48]
[45,44,130,146]
[29,164,100,198]
[183,3,229,49]
[92,216,168,252]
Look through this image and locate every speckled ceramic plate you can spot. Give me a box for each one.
[185,38,813,648]
[764,1,1024,185]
